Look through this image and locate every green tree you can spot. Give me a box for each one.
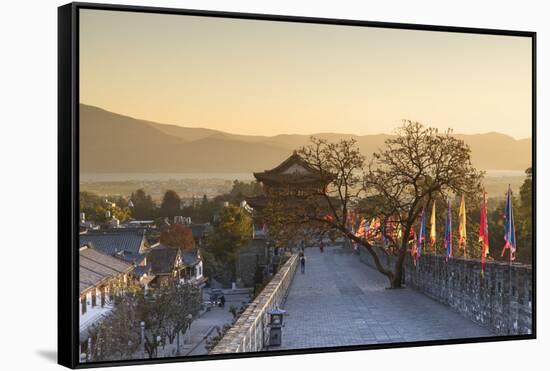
[84,280,201,361]
[130,189,156,220]
[488,168,532,264]
[200,247,231,286]
[86,294,141,361]
[228,180,264,203]
[516,167,533,264]
[160,190,181,219]
[208,205,252,281]
[79,191,131,223]
[79,191,103,211]
[201,194,208,209]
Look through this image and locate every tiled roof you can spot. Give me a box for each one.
[79,229,147,264]
[253,153,327,184]
[182,249,200,266]
[189,223,212,239]
[133,263,151,277]
[149,245,180,275]
[79,246,133,294]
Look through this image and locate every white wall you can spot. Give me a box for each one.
[79,288,114,334]
[1,1,547,370]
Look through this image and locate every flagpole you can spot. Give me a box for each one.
[506,185,512,334]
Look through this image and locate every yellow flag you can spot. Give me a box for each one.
[458,195,467,257]
[429,201,436,253]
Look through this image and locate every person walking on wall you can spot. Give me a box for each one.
[299,252,306,274]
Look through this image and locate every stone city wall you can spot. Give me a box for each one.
[359,246,532,335]
[211,254,298,354]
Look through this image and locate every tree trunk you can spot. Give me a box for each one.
[391,264,403,288]
[390,247,408,288]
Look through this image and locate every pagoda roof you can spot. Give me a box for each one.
[253,152,329,184]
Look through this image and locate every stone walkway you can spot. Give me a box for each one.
[277,245,493,350]
[186,291,250,356]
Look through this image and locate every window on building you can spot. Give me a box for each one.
[91,288,96,307]
[81,295,87,314]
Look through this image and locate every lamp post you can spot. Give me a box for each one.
[87,337,92,362]
[140,321,145,357]
[186,314,193,344]
[156,335,161,357]
[176,329,180,355]
[267,308,286,347]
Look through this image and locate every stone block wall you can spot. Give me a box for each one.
[237,239,268,287]
[211,254,298,354]
[358,246,532,335]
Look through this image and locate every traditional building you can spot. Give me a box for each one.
[148,244,206,288]
[236,239,270,287]
[79,229,149,265]
[247,151,331,228]
[250,151,330,204]
[79,229,152,286]
[235,152,331,286]
[189,223,213,247]
[79,245,134,356]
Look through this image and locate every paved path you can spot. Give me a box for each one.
[153,290,250,357]
[278,246,493,350]
[186,291,250,356]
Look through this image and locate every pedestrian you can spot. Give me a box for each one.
[299,252,306,274]
[319,241,324,253]
[219,294,225,307]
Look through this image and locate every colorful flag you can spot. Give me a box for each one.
[397,223,402,241]
[444,199,452,260]
[410,230,418,265]
[501,186,517,261]
[408,228,416,245]
[355,219,368,239]
[368,217,381,242]
[429,201,436,254]
[458,195,467,257]
[417,207,426,259]
[346,210,355,233]
[381,223,387,247]
[479,192,489,274]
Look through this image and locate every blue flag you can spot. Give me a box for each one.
[417,207,426,257]
[444,199,452,259]
[501,186,517,261]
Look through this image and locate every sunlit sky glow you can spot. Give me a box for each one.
[80,9,532,139]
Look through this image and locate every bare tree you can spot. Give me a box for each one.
[262,120,483,288]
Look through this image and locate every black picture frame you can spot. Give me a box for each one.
[58,2,537,369]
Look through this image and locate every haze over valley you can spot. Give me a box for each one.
[79,104,531,200]
[81,104,531,174]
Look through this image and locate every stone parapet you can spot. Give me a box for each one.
[358,246,532,335]
[211,254,298,354]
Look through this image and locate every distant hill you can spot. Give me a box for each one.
[80,104,532,174]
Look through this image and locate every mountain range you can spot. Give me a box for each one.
[80,104,532,174]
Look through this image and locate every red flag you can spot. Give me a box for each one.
[479,192,490,274]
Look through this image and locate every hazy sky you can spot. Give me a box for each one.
[80,9,532,139]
